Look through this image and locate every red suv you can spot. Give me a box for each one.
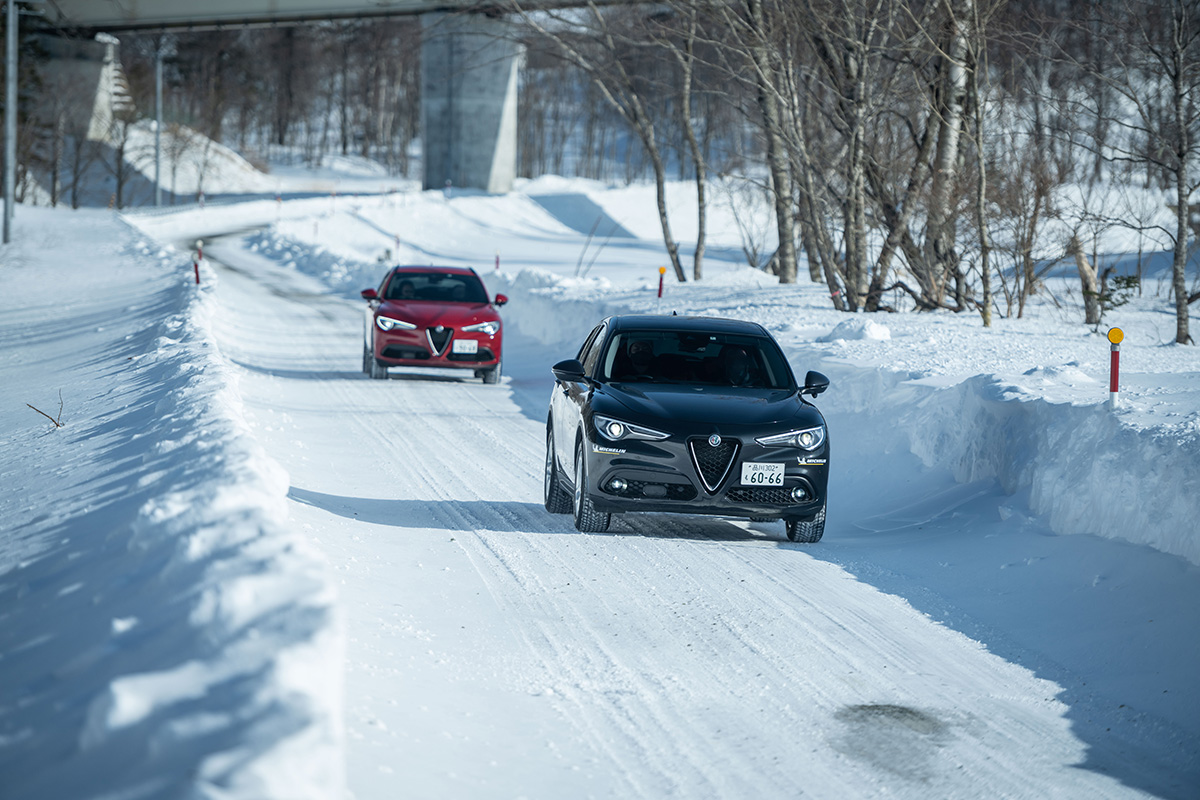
[361,266,507,383]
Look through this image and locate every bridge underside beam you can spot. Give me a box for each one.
[34,1,496,32]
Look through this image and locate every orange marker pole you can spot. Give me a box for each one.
[1107,327,1124,408]
[656,266,666,313]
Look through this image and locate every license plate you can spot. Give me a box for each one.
[452,338,478,354]
[741,462,784,486]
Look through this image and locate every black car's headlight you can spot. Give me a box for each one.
[462,320,500,336]
[594,415,669,442]
[376,315,417,331]
[755,425,825,451]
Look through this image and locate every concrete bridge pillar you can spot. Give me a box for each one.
[421,13,521,195]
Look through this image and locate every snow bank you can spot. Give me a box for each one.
[492,270,1200,566]
[0,210,342,798]
[818,318,892,342]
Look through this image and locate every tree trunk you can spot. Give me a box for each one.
[746,0,798,284]
[676,13,706,281]
[1069,235,1102,325]
[924,0,969,308]
[968,0,992,327]
[1172,8,1193,344]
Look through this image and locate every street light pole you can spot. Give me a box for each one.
[4,0,18,244]
[154,39,162,207]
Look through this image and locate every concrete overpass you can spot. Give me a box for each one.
[5,0,534,240]
[32,1,504,30]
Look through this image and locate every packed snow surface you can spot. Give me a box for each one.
[2,172,1198,799]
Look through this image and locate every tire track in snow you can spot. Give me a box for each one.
[204,238,1156,799]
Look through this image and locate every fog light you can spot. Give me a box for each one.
[791,486,809,502]
[608,478,628,493]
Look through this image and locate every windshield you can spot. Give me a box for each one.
[384,272,489,303]
[601,330,794,390]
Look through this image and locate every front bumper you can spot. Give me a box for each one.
[374,328,501,368]
[584,434,829,522]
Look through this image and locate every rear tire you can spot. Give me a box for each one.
[786,503,825,543]
[544,428,572,514]
[482,359,502,384]
[573,442,610,533]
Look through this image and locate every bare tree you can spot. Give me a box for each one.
[507,2,688,282]
[652,3,710,280]
[1050,0,1200,344]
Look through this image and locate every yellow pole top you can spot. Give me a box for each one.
[658,266,667,275]
[1107,327,1124,344]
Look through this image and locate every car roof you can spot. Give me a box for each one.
[389,265,479,277]
[605,315,770,336]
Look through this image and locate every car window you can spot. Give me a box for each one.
[601,331,794,389]
[575,324,602,362]
[580,324,608,376]
[385,272,488,303]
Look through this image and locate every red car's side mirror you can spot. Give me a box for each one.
[361,288,379,301]
[494,293,508,307]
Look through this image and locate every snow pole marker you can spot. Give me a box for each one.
[1108,327,1123,409]
[657,266,666,313]
[193,239,203,285]
[496,251,500,271]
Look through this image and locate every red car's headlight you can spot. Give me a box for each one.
[462,320,500,336]
[376,315,417,332]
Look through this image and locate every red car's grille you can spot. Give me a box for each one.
[427,328,453,355]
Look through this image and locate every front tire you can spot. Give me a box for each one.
[482,359,502,384]
[544,427,572,514]
[362,343,372,374]
[573,442,610,533]
[369,352,389,380]
[786,503,826,543]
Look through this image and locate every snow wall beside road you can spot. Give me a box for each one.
[496,269,1200,566]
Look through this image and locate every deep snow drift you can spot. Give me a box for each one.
[1,170,1198,799]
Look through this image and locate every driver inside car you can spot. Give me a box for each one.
[719,345,757,387]
[628,339,656,376]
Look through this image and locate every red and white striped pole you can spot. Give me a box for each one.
[1107,327,1123,408]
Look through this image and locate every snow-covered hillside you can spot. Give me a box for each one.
[2,169,1198,798]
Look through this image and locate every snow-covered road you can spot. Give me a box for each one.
[204,235,1161,799]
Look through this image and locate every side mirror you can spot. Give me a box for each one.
[494,293,509,307]
[361,288,379,301]
[552,358,586,383]
[803,370,829,397]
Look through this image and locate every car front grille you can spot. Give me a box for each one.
[727,487,792,504]
[688,438,740,493]
[427,328,453,355]
[381,345,430,360]
[446,348,496,362]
